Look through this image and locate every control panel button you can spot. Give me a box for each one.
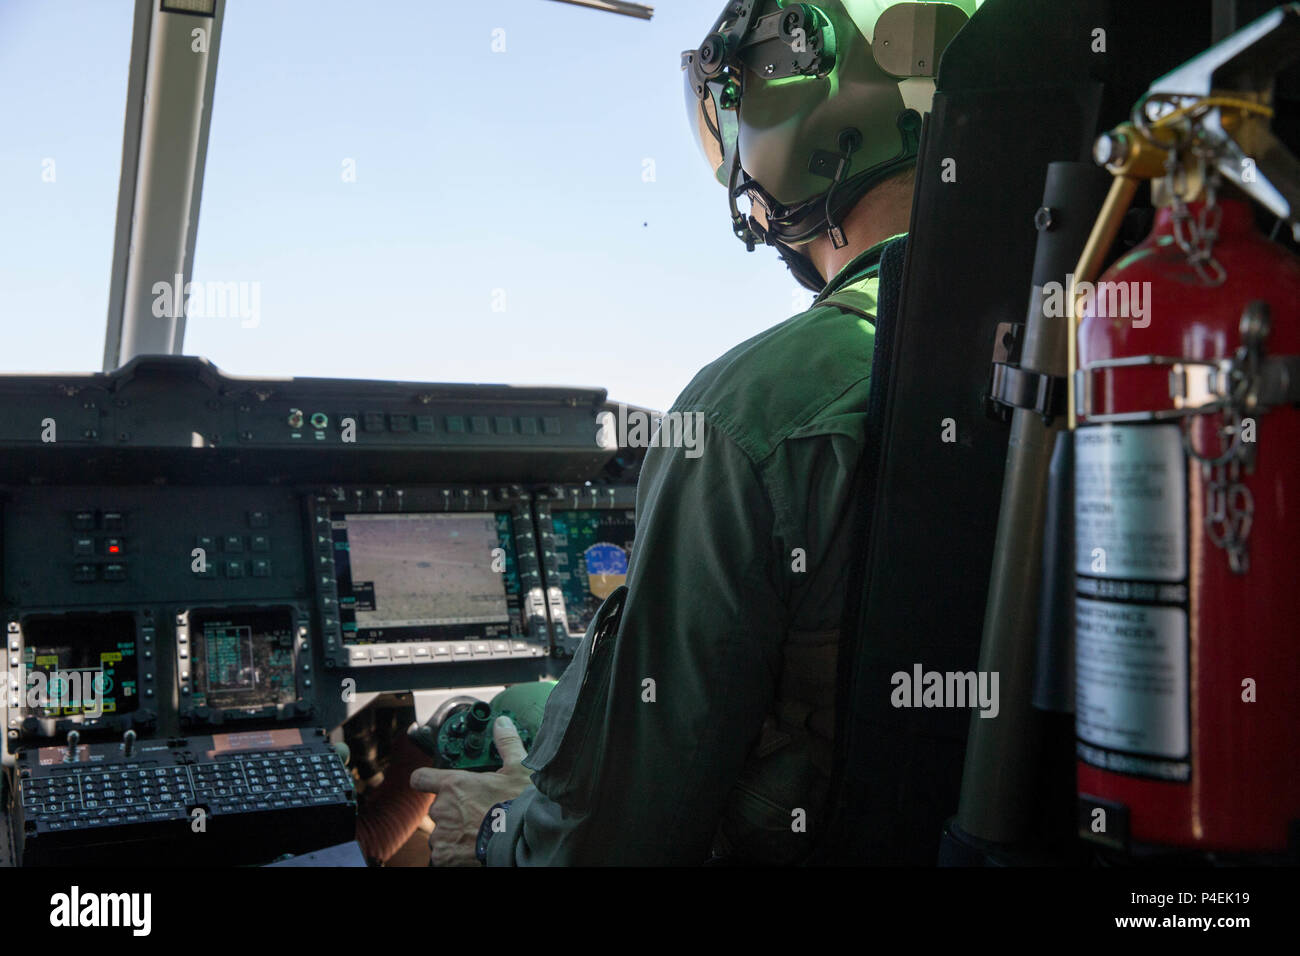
[73,564,97,583]
[444,416,465,433]
[72,511,96,531]
[247,511,270,528]
[223,535,244,553]
[223,561,245,579]
[72,537,94,557]
[388,414,411,433]
[250,559,271,578]
[250,534,270,552]
[101,511,125,531]
[102,564,127,582]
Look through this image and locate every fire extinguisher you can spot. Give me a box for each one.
[1074,193,1300,857]
[1069,6,1300,861]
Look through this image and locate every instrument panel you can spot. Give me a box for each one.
[535,485,638,654]
[0,357,644,760]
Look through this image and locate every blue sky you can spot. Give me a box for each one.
[0,0,811,412]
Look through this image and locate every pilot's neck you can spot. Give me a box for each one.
[806,175,914,286]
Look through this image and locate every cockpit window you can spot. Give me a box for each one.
[0,1,134,372]
[182,3,799,412]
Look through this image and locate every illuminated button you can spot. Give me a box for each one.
[491,641,510,654]
[369,646,390,661]
[391,646,410,660]
[102,564,127,582]
[73,564,97,583]
[432,644,451,657]
[72,511,96,531]
[452,643,471,658]
[224,561,245,578]
[309,412,329,430]
[250,559,271,578]
[444,416,464,433]
[348,647,370,664]
[101,512,125,531]
[247,511,269,528]
[104,537,124,555]
[223,535,244,553]
[413,645,431,658]
[511,641,530,654]
[471,642,492,656]
[195,535,216,550]
[73,537,94,557]
[250,534,270,552]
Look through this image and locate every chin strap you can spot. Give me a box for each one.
[823,130,863,249]
[775,241,828,294]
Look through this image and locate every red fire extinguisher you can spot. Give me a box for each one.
[1074,194,1300,856]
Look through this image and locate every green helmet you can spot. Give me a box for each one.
[683,1,979,290]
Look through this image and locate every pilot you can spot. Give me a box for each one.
[412,0,979,865]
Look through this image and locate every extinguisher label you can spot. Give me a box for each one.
[1075,424,1186,581]
[1075,599,1190,776]
[1075,424,1191,781]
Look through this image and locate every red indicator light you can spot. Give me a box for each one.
[108,545,120,553]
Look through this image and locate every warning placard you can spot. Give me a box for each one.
[1075,424,1186,581]
[1075,598,1188,762]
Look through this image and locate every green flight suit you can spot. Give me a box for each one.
[486,237,900,866]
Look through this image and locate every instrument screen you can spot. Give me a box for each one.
[332,511,524,644]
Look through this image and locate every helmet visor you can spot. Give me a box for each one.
[682,50,739,187]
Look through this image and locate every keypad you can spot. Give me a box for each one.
[19,749,353,833]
